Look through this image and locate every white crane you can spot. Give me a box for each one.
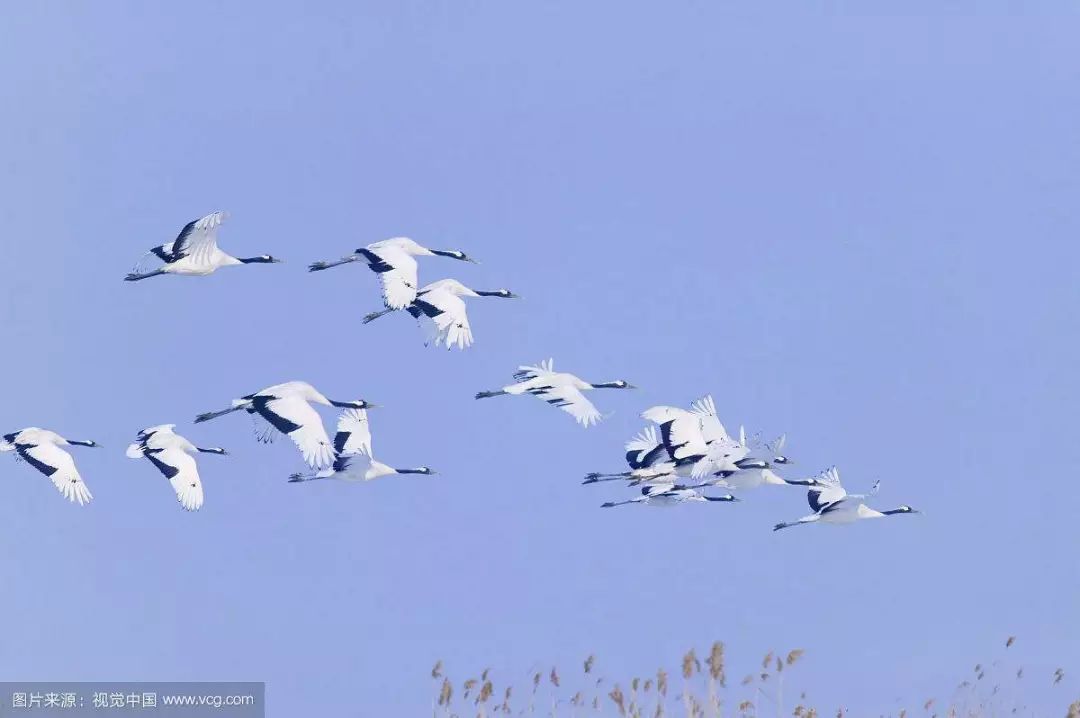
[288,409,435,483]
[289,455,436,483]
[773,466,917,531]
[475,358,635,427]
[194,381,375,469]
[640,396,749,475]
[1,428,98,505]
[308,237,477,310]
[125,211,281,281]
[362,278,518,350]
[691,433,797,491]
[125,425,227,511]
[601,485,739,508]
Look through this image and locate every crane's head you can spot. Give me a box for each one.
[70,439,101,448]
[772,455,793,465]
[241,255,283,264]
[592,380,636,390]
[881,504,920,516]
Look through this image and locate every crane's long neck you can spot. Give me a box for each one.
[307,390,332,406]
[785,478,819,487]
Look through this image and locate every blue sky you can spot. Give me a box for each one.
[2,2,1078,715]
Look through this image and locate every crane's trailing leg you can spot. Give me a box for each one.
[362,308,394,324]
[124,269,166,282]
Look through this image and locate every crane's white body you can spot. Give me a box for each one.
[487,359,612,427]
[288,409,433,483]
[693,433,794,491]
[703,466,790,491]
[310,237,475,310]
[773,467,915,531]
[602,485,738,509]
[293,455,418,483]
[195,381,371,469]
[1,428,94,505]
[126,424,224,511]
[413,279,514,351]
[363,278,516,350]
[128,212,278,280]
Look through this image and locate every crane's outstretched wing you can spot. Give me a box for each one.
[359,245,419,310]
[807,466,846,512]
[132,212,226,272]
[414,291,473,350]
[333,408,372,457]
[690,395,729,444]
[142,447,204,511]
[513,358,555,382]
[175,211,226,267]
[18,443,93,505]
[167,455,205,511]
[656,412,705,462]
[690,436,749,478]
[625,426,667,469]
[528,383,602,427]
[252,395,334,469]
[136,424,177,441]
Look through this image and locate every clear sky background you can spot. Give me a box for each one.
[2,2,1078,715]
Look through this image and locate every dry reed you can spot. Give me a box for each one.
[427,635,1073,718]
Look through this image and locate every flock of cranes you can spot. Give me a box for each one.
[3,210,920,529]
[580,396,918,528]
